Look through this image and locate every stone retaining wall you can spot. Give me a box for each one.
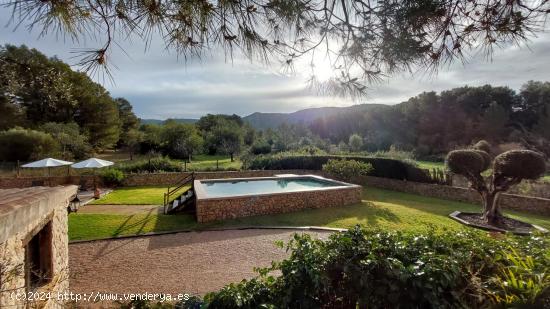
[353,175,550,216]
[121,170,321,186]
[0,170,319,189]
[0,175,98,189]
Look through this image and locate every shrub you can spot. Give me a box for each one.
[117,157,183,173]
[101,168,125,187]
[248,154,431,182]
[322,159,373,181]
[177,227,550,308]
[250,140,272,155]
[0,127,60,161]
[473,139,492,154]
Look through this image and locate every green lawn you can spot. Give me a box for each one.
[97,152,242,171]
[69,187,550,241]
[416,160,445,170]
[90,185,190,205]
[185,154,242,171]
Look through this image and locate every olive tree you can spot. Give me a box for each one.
[446,142,546,225]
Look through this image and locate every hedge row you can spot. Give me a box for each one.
[248,155,433,182]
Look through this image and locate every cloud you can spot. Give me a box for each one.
[1,8,549,118]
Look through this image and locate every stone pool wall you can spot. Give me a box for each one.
[195,183,362,223]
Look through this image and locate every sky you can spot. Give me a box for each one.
[1,7,549,119]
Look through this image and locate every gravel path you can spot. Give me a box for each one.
[69,229,332,298]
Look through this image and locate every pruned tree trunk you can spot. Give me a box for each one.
[481,190,503,225]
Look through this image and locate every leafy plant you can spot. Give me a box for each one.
[322,159,373,181]
[489,245,550,306]
[101,168,125,187]
[174,227,550,308]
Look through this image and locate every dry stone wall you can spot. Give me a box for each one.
[0,186,77,309]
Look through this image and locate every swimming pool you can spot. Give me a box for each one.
[194,175,362,223]
[201,177,344,198]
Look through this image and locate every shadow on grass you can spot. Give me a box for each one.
[207,200,402,230]
[111,208,156,237]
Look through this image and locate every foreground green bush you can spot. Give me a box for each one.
[248,154,432,182]
[174,227,549,309]
[116,228,549,308]
[322,159,373,181]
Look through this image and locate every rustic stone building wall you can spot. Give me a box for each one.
[0,186,77,309]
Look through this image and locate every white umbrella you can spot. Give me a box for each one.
[71,158,114,169]
[71,158,114,194]
[21,158,73,176]
[21,158,73,168]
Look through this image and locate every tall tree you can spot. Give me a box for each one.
[207,120,244,162]
[115,97,140,148]
[40,122,92,159]
[161,121,204,160]
[348,134,363,152]
[0,44,123,150]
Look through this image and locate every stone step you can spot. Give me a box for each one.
[168,189,195,213]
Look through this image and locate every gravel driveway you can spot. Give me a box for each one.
[69,229,332,298]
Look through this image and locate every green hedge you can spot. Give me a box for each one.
[248,155,432,182]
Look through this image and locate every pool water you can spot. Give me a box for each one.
[202,178,343,198]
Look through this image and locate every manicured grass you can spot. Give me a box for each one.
[416,160,445,170]
[98,152,243,171]
[69,187,550,241]
[69,213,200,241]
[90,185,190,205]
[185,154,242,171]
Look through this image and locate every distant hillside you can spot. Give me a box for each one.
[243,104,390,130]
[140,118,198,125]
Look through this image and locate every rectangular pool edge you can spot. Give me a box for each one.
[194,175,362,223]
[194,174,361,200]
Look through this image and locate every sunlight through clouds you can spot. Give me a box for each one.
[1,7,548,119]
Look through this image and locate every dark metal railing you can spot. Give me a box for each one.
[163,172,195,214]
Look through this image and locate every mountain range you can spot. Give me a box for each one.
[140,103,393,129]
